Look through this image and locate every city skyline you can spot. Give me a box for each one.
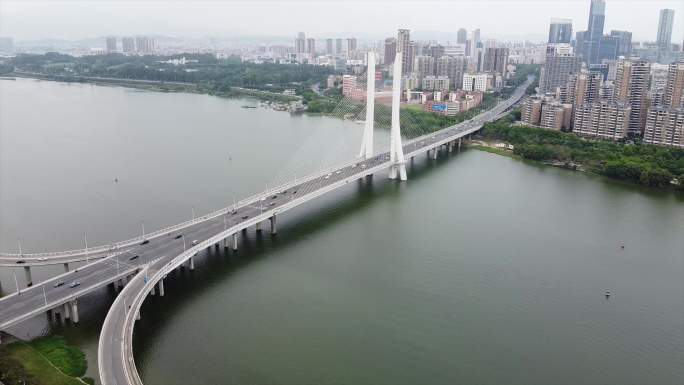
[1,0,683,43]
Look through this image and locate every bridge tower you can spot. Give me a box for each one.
[358,51,375,159]
[388,48,407,181]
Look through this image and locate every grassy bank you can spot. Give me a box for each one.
[0,335,94,385]
[477,116,684,190]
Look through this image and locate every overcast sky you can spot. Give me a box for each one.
[1,0,682,43]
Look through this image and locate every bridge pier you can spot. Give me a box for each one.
[150,284,156,296]
[63,263,69,273]
[458,138,462,150]
[232,234,239,251]
[256,222,262,232]
[270,215,277,235]
[24,266,33,287]
[158,278,165,297]
[448,141,454,153]
[432,146,438,160]
[71,300,79,324]
[63,302,71,320]
[189,257,195,271]
[136,310,141,321]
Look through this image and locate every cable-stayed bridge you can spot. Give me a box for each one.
[0,49,533,385]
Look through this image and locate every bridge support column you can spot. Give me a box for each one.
[358,51,376,159]
[232,234,239,251]
[189,257,195,271]
[448,141,454,153]
[388,43,407,181]
[71,300,79,324]
[24,266,33,287]
[63,302,71,320]
[270,215,277,235]
[256,222,262,232]
[63,263,69,273]
[136,310,141,321]
[432,147,438,160]
[458,138,462,150]
[150,284,156,296]
[159,278,165,297]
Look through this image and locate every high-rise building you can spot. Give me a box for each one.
[548,18,573,44]
[135,36,154,54]
[335,39,343,55]
[614,58,652,135]
[457,28,467,44]
[427,44,445,60]
[540,101,573,130]
[598,35,619,61]
[436,55,467,89]
[326,39,334,55]
[414,55,435,80]
[122,37,135,53]
[347,38,357,54]
[663,62,684,109]
[573,100,631,139]
[610,30,632,57]
[583,0,606,64]
[306,38,316,55]
[384,38,397,65]
[482,47,509,78]
[398,29,414,76]
[521,96,544,126]
[462,73,489,92]
[657,9,675,51]
[643,107,684,148]
[105,37,117,53]
[565,71,602,107]
[295,32,306,53]
[472,29,481,46]
[474,43,485,72]
[539,45,582,93]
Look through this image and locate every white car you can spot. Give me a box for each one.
[192,240,199,246]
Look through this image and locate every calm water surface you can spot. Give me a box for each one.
[1,78,682,385]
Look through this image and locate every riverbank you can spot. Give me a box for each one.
[0,335,93,385]
[10,71,301,103]
[473,118,684,190]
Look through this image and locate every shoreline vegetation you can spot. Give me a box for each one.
[472,115,684,191]
[0,335,94,385]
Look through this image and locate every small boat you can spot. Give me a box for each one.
[241,105,257,109]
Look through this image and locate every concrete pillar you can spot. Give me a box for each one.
[136,310,141,320]
[158,278,165,297]
[256,222,262,232]
[63,302,71,320]
[223,239,227,248]
[63,263,69,273]
[71,300,79,324]
[270,215,277,235]
[448,141,453,153]
[189,257,195,271]
[232,233,239,251]
[24,266,33,287]
[150,284,156,296]
[458,138,462,149]
[432,147,438,160]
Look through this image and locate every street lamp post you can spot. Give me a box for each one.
[84,232,89,264]
[42,286,47,306]
[13,271,20,294]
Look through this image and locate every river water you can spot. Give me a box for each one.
[1,78,683,385]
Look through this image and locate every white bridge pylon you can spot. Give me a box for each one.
[359,51,376,159]
[388,50,407,181]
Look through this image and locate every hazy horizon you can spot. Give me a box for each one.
[1,0,683,44]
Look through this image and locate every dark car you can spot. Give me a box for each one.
[16,260,26,264]
[140,239,149,245]
[241,215,249,220]
[53,281,65,288]
[129,255,139,261]
[174,234,183,239]
[271,195,278,199]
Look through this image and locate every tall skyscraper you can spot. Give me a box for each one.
[306,38,316,55]
[598,35,619,61]
[325,39,334,55]
[548,18,573,44]
[414,55,435,80]
[643,107,684,148]
[135,36,154,54]
[105,37,117,53]
[295,32,306,53]
[122,37,135,53]
[457,28,467,44]
[614,58,652,135]
[583,0,606,64]
[657,9,675,51]
[427,44,445,59]
[436,55,467,89]
[384,37,397,65]
[539,45,582,93]
[483,47,510,78]
[398,29,414,76]
[610,30,632,57]
[573,101,631,139]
